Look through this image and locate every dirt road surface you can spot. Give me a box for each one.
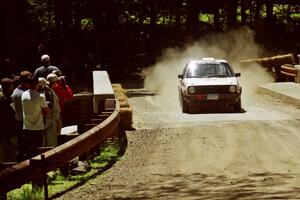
[56,91,300,199]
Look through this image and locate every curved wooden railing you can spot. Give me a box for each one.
[280,64,300,83]
[0,100,120,194]
[281,64,298,77]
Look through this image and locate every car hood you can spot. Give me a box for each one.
[183,77,238,86]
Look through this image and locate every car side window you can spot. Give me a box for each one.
[182,63,189,77]
[220,62,234,77]
[185,63,199,78]
[217,64,230,77]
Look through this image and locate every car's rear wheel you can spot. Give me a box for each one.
[233,99,241,112]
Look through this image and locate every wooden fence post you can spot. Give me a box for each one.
[118,129,127,156]
[41,154,48,200]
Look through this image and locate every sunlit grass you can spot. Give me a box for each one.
[7,142,120,200]
[7,184,43,200]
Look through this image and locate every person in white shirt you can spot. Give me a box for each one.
[21,75,50,158]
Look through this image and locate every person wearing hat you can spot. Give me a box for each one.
[34,54,59,79]
[47,73,73,112]
[38,77,54,109]
[52,69,62,77]
[47,73,58,85]
[52,69,67,88]
[38,77,61,147]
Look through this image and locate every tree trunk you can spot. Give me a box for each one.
[175,0,182,28]
[214,7,220,30]
[0,0,15,55]
[54,0,62,37]
[186,0,199,36]
[54,0,73,37]
[61,0,73,35]
[15,0,27,29]
[74,0,81,32]
[241,0,247,24]
[254,0,262,23]
[265,1,274,24]
[227,0,238,28]
[149,0,156,28]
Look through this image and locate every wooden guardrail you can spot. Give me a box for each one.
[0,99,120,195]
[280,64,300,83]
[240,53,296,82]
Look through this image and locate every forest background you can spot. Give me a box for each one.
[0,0,299,87]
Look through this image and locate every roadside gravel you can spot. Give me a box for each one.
[56,91,300,199]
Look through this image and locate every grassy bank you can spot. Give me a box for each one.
[7,141,120,200]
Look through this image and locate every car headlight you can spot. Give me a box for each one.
[188,86,196,94]
[229,85,237,93]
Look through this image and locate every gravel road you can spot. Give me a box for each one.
[56,90,300,199]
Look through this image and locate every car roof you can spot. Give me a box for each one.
[189,58,228,65]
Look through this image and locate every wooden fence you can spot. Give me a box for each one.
[280,64,300,83]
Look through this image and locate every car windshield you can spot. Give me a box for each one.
[185,62,234,78]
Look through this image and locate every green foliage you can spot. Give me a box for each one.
[261,5,267,18]
[156,15,177,25]
[7,142,120,200]
[290,13,300,21]
[143,17,151,24]
[91,143,119,165]
[199,13,214,24]
[81,18,94,31]
[7,184,43,200]
[27,0,55,32]
[273,4,289,17]
[119,13,147,24]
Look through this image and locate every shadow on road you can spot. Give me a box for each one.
[189,105,247,114]
[101,172,300,199]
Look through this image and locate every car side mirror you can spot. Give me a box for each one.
[178,74,183,79]
[235,73,241,77]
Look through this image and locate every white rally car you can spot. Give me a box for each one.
[178,58,242,113]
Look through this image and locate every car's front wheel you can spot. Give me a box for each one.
[233,98,241,112]
[182,99,189,113]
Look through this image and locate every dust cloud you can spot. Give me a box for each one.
[144,27,273,110]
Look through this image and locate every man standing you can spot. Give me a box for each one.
[34,54,59,79]
[0,78,17,162]
[38,77,61,147]
[11,70,31,161]
[21,75,50,158]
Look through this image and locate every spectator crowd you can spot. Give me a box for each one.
[0,54,73,162]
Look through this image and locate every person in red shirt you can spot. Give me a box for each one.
[46,73,73,112]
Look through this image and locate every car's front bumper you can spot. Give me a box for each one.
[183,93,241,107]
